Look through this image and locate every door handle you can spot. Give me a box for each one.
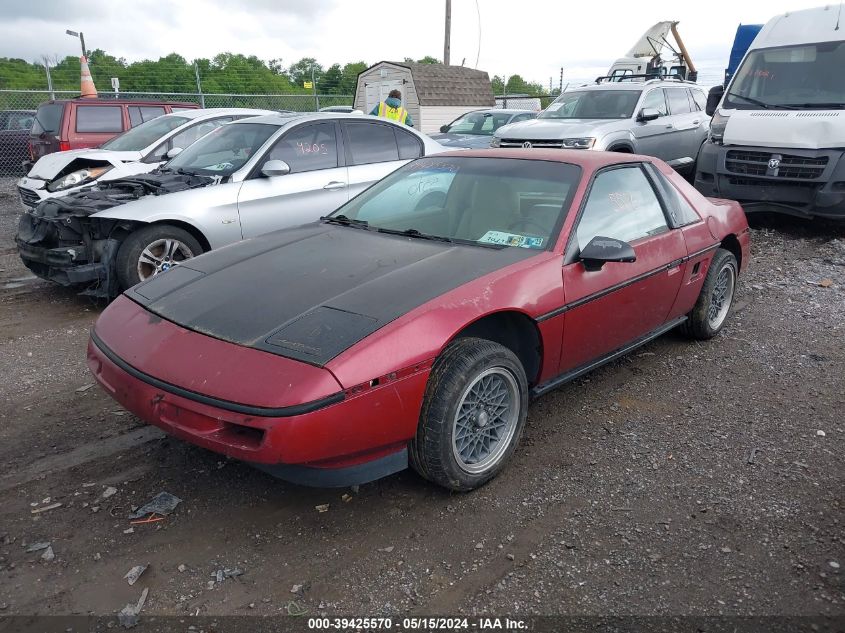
[323,181,347,191]
[665,124,674,129]
[692,120,700,125]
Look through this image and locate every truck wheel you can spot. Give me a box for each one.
[115,224,203,290]
[682,248,738,340]
[409,337,528,491]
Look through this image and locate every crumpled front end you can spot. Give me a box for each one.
[15,171,215,297]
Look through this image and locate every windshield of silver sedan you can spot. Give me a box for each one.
[165,122,278,176]
[328,157,580,249]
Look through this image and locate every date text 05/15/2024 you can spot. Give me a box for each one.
[307,617,528,630]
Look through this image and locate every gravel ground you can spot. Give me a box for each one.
[0,176,842,625]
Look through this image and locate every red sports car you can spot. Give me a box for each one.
[88,150,750,491]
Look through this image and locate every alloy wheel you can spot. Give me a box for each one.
[707,262,736,330]
[452,367,520,474]
[136,238,195,281]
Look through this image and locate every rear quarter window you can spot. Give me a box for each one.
[76,106,123,133]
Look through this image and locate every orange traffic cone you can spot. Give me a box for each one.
[80,56,98,98]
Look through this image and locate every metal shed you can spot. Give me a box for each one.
[354,61,495,135]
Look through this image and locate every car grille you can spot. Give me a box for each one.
[499,139,565,149]
[725,150,828,180]
[17,186,40,208]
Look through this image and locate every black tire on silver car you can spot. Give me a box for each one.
[115,224,203,290]
[409,337,528,491]
[682,248,738,340]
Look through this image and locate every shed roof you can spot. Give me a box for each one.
[362,61,495,107]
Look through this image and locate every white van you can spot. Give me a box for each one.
[694,5,845,219]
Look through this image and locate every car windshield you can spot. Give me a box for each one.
[447,111,519,135]
[329,156,580,249]
[725,41,845,109]
[539,90,641,119]
[100,115,190,151]
[31,103,63,135]
[165,122,279,176]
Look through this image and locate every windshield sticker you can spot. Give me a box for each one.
[479,231,544,249]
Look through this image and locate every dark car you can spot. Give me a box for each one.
[432,109,537,149]
[0,110,35,175]
[88,149,750,491]
[28,98,199,165]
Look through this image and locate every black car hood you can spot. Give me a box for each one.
[127,223,538,366]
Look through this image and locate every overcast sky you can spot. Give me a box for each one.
[0,0,829,85]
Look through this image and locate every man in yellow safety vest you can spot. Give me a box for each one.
[370,89,413,127]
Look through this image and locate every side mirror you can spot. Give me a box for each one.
[637,108,660,122]
[705,85,724,117]
[579,236,636,272]
[261,159,291,177]
[166,147,183,159]
[439,125,450,133]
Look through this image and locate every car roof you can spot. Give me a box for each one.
[166,107,276,120]
[567,79,698,92]
[39,99,199,107]
[434,147,654,170]
[231,112,425,129]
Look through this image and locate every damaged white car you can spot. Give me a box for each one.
[16,112,444,297]
[16,108,274,208]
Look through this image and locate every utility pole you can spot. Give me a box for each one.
[559,67,564,92]
[194,62,205,108]
[444,0,451,66]
[42,56,55,100]
[311,64,319,110]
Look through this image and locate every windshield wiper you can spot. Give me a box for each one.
[786,102,845,109]
[376,227,453,243]
[322,214,370,229]
[726,92,799,110]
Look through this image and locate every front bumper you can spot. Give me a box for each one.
[87,296,431,486]
[694,142,845,219]
[16,209,120,296]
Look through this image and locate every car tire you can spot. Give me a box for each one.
[115,224,203,291]
[409,337,528,491]
[682,248,738,340]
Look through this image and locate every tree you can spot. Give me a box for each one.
[288,57,323,89]
[416,56,440,64]
[491,75,505,94]
[321,63,343,93]
[339,61,367,94]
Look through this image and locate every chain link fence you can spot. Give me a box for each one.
[0,89,353,175]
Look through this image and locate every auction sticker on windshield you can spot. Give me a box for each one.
[479,231,544,248]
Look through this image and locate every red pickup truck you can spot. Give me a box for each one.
[28,98,198,165]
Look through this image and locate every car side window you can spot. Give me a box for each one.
[395,127,423,159]
[344,122,400,165]
[642,163,701,227]
[666,88,692,115]
[640,89,668,116]
[267,122,338,173]
[76,106,123,133]
[575,166,669,249]
[128,106,166,127]
[690,89,706,112]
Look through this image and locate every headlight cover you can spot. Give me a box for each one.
[560,138,595,149]
[709,111,730,144]
[490,136,501,148]
[47,166,113,192]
